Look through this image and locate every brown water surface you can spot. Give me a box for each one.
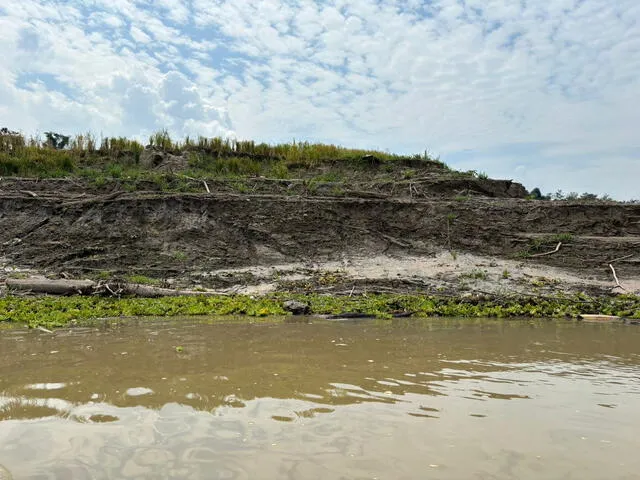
[1,318,639,479]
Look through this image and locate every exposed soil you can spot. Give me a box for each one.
[1,175,639,298]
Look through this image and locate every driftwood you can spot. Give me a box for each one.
[5,277,227,297]
[530,242,562,257]
[609,264,626,290]
[327,311,415,320]
[578,314,623,323]
[6,278,96,295]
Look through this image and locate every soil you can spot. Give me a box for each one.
[1,175,639,298]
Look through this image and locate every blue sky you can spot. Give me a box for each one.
[1,0,639,198]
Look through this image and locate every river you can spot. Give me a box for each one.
[1,317,639,479]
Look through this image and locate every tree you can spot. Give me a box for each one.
[44,131,70,150]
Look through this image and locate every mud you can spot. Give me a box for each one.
[1,178,639,297]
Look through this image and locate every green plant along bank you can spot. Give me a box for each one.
[0,294,638,329]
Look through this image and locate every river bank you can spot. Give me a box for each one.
[2,134,639,328]
[1,292,639,329]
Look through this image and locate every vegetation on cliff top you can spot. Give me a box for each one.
[0,293,638,329]
[0,128,445,179]
[1,128,629,202]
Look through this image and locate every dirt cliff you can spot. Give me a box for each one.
[2,176,638,297]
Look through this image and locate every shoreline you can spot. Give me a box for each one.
[1,291,639,329]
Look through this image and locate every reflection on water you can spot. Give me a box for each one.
[1,318,639,479]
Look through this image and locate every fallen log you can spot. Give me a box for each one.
[6,277,96,295]
[578,314,624,323]
[5,277,227,297]
[121,283,226,297]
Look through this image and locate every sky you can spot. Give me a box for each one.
[1,0,639,199]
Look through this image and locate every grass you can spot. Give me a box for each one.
[461,269,488,280]
[519,233,574,257]
[125,274,163,286]
[1,130,448,181]
[1,293,638,329]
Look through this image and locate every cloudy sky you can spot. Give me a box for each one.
[1,0,639,198]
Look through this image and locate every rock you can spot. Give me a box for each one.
[506,181,528,198]
[283,300,310,315]
[139,147,189,172]
[139,147,165,168]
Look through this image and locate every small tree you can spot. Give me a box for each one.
[44,131,70,150]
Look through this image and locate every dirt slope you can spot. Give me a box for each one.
[1,177,639,297]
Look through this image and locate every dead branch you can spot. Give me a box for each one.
[605,254,634,264]
[59,192,123,208]
[176,174,197,181]
[6,277,228,297]
[609,264,626,290]
[19,190,38,197]
[530,242,562,257]
[122,284,226,297]
[337,223,412,249]
[376,231,412,248]
[342,190,388,199]
[203,181,210,193]
[4,218,50,245]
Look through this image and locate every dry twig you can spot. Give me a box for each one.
[530,242,562,257]
[609,264,626,290]
[605,254,634,264]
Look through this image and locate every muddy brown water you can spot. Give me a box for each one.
[0,318,639,480]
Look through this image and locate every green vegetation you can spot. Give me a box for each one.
[1,293,638,329]
[0,129,446,180]
[519,233,574,257]
[446,213,457,251]
[124,274,163,286]
[528,187,614,202]
[461,269,488,280]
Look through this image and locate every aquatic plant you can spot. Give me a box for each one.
[1,293,638,329]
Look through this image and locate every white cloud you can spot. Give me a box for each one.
[130,26,152,44]
[0,0,638,198]
[153,0,191,24]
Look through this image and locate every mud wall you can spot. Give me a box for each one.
[1,195,639,276]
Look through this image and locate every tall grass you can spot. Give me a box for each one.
[0,129,443,178]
